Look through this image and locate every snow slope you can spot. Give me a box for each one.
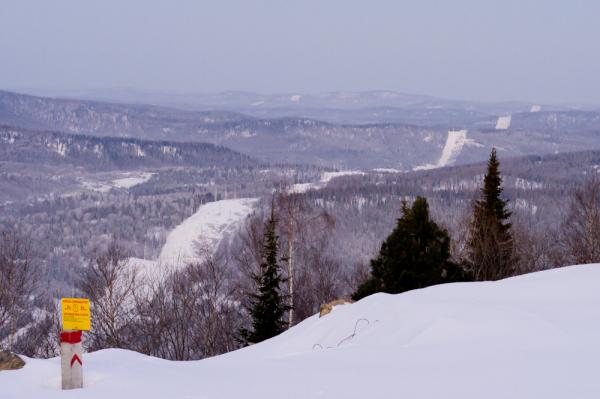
[5,264,600,398]
[127,198,258,277]
[78,172,154,193]
[291,170,364,193]
[414,129,481,170]
[496,115,512,130]
[158,198,258,266]
[111,172,154,189]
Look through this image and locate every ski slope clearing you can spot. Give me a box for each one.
[414,129,482,171]
[111,172,154,189]
[127,198,258,278]
[78,172,155,193]
[4,264,600,398]
[158,198,258,266]
[291,170,364,193]
[496,115,512,130]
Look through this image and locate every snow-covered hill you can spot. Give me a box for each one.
[4,264,600,398]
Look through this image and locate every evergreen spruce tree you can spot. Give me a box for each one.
[240,210,289,345]
[353,196,470,300]
[466,148,514,280]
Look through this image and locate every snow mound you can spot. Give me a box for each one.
[4,264,600,398]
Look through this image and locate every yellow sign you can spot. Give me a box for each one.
[61,298,91,331]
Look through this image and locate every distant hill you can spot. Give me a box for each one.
[0,125,255,171]
[2,90,600,170]
[0,90,248,139]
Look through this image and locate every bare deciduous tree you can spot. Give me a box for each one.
[276,189,336,326]
[561,176,600,264]
[276,191,307,327]
[132,254,242,360]
[80,240,138,351]
[511,215,558,274]
[0,229,37,351]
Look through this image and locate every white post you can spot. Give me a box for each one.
[60,330,83,390]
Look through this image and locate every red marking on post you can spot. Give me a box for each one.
[60,330,82,344]
[70,354,82,367]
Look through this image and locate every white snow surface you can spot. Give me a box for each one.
[5,264,600,398]
[372,168,402,173]
[158,198,258,266]
[112,172,154,189]
[436,129,468,167]
[79,172,154,193]
[291,170,365,194]
[414,129,481,171]
[496,115,512,130]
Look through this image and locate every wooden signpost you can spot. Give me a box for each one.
[60,298,90,390]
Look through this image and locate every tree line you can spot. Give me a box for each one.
[3,149,600,356]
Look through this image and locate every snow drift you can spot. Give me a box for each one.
[3,264,600,398]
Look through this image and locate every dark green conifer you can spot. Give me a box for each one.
[466,148,514,280]
[353,196,469,300]
[240,209,289,344]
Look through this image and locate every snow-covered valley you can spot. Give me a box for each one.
[3,264,600,398]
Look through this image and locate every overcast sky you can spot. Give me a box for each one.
[1,0,599,104]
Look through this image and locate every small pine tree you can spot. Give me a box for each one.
[240,210,289,345]
[353,197,470,300]
[466,148,514,280]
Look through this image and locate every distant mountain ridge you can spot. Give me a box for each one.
[26,88,548,126]
[0,125,255,171]
[2,90,600,170]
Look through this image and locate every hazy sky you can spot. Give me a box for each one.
[1,0,599,104]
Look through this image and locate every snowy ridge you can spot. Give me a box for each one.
[4,264,600,398]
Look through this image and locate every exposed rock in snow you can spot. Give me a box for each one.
[0,351,25,371]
